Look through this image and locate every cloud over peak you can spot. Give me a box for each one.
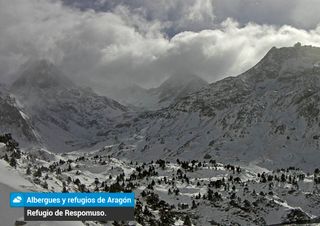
[1,0,320,95]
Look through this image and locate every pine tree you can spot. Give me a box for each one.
[11,150,21,159]
[79,184,86,192]
[43,181,48,189]
[230,192,236,199]
[183,215,192,226]
[207,188,213,201]
[191,200,197,209]
[62,186,68,193]
[26,167,31,175]
[74,178,81,185]
[33,168,42,177]
[9,157,17,168]
[3,153,9,162]
[143,206,152,216]
[56,167,62,175]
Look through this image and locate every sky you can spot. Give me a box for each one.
[1,0,320,92]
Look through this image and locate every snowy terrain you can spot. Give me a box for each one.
[0,139,320,225]
[1,44,320,225]
[4,60,129,152]
[0,90,38,147]
[102,45,320,171]
[2,45,320,170]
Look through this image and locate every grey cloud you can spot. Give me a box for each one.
[63,0,320,31]
[1,0,320,96]
[63,0,216,36]
[212,0,320,29]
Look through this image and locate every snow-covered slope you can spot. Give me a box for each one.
[1,140,320,226]
[10,60,129,152]
[113,73,208,110]
[105,44,320,170]
[0,91,38,146]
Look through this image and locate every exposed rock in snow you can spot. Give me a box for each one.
[111,73,208,110]
[0,139,319,226]
[8,60,129,152]
[105,45,320,170]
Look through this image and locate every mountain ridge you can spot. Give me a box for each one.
[11,59,73,91]
[103,44,320,170]
[113,73,208,110]
[5,60,129,152]
[2,44,320,169]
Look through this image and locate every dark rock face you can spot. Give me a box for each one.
[7,60,129,152]
[104,45,320,170]
[0,94,37,145]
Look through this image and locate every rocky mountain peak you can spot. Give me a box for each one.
[11,59,73,91]
[159,73,207,89]
[241,43,320,83]
[155,73,208,104]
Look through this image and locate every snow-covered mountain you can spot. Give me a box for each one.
[2,44,320,226]
[3,44,320,170]
[0,92,38,146]
[105,44,320,170]
[113,73,208,110]
[9,60,129,152]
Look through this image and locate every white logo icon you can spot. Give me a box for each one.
[12,196,22,204]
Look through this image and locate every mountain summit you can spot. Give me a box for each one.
[107,44,320,170]
[4,44,320,168]
[155,73,208,104]
[8,60,128,152]
[12,60,73,90]
[241,43,320,83]
[114,73,208,110]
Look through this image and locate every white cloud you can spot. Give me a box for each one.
[1,0,320,93]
